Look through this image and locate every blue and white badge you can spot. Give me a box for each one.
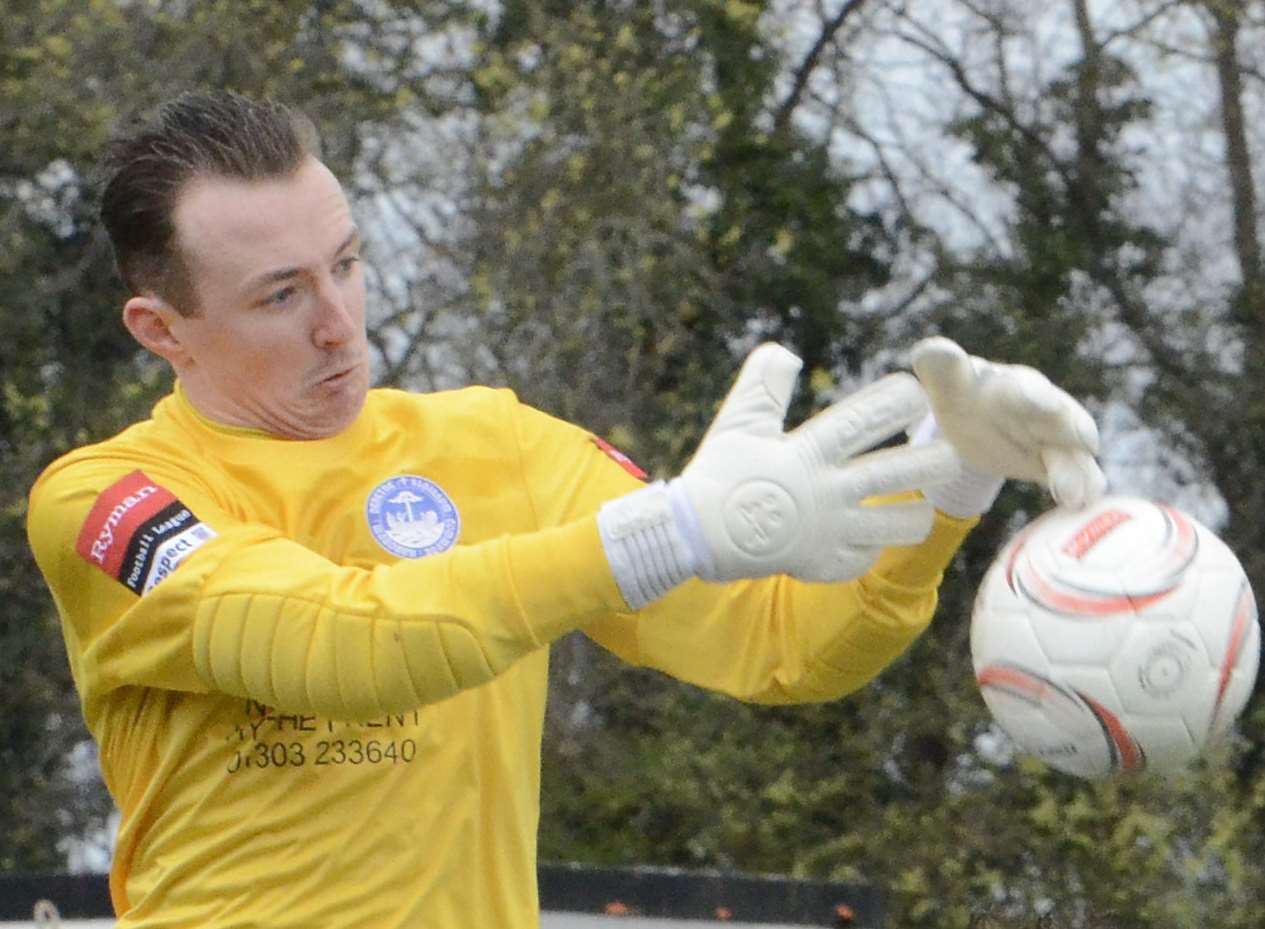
[366,475,460,559]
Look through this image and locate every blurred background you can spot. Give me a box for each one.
[3,1,1264,926]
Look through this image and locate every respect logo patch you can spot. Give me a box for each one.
[75,470,217,595]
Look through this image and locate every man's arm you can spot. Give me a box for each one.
[517,339,1104,705]
[509,383,972,705]
[31,345,955,722]
[587,502,976,704]
[29,457,626,722]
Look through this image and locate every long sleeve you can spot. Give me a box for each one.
[29,457,626,722]
[507,398,976,704]
[592,508,974,703]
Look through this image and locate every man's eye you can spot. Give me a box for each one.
[335,256,360,276]
[266,286,297,307]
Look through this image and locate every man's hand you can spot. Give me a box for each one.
[910,336,1106,511]
[597,343,962,609]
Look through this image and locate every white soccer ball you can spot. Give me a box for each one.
[971,495,1260,780]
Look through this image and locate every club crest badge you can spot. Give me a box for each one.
[366,475,460,559]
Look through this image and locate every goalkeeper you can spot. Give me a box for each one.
[27,91,1105,929]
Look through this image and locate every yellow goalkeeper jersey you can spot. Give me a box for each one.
[27,383,973,928]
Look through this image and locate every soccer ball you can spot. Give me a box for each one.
[971,495,1260,780]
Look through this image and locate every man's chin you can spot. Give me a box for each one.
[315,386,369,437]
[285,381,368,440]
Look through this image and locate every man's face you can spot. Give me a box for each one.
[164,157,370,440]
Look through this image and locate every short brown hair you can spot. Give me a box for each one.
[99,90,322,315]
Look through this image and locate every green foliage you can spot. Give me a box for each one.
[465,2,731,469]
[462,0,894,468]
[5,4,1265,929]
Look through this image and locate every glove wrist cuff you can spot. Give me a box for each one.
[597,481,700,610]
[922,466,1004,519]
[910,413,1004,518]
[664,479,716,580]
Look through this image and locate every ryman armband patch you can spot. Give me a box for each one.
[75,470,217,595]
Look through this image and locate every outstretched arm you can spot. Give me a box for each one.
[30,343,959,722]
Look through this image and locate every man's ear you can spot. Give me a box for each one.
[123,295,193,368]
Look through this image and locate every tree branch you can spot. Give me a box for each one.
[772,0,873,134]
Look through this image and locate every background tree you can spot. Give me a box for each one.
[4,1,1265,927]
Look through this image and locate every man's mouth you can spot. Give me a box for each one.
[318,361,360,386]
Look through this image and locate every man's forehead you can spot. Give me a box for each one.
[174,160,353,271]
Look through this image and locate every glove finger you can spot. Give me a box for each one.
[1031,395,1100,454]
[1042,446,1107,509]
[705,343,802,441]
[988,366,1100,454]
[834,439,962,501]
[792,372,929,462]
[911,337,976,411]
[848,499,937,547]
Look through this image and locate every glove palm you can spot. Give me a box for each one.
[673,345,958,582]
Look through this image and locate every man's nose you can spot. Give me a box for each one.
[312,281,357,349]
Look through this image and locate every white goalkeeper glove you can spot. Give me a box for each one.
[910,336,1106,516]
[597,343,962,609]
